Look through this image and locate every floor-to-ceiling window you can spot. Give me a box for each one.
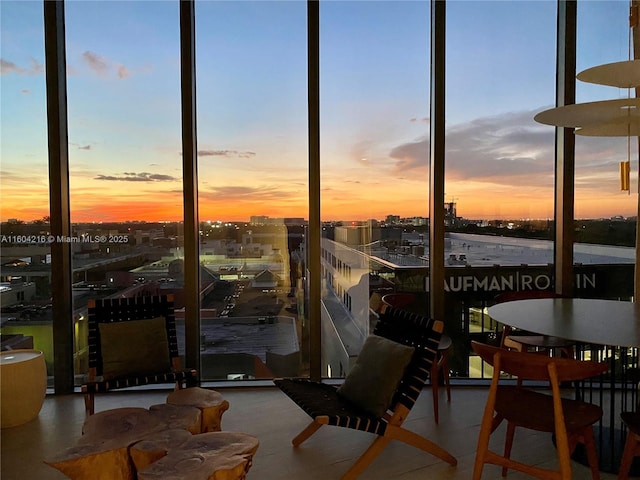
[65,1,184,383]
[446,0,557,378]
[319,0,430,378]
[574,0,636,284]
[196,0,308,380]
[571,4,639,452]
[0,1,53,383]
[5,0,639,389]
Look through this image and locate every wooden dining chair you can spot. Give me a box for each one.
[471,341,608,480]
[618,367,640,479]
[619,412,640,480]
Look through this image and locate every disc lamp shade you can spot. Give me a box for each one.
[534,55,640,133]
[534,98,640,133]
[576,59,640,88]
[534,59,639,196]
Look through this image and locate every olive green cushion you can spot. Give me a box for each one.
[337,335,415,417]
[99,317,171,380]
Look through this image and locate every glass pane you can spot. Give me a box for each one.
[446,0,557,265]
[65,1,184,383]
[446,1,557,378]
[574,0,636,299]
[0,1,53,385]
[196,0,308,381]
[321,1,430,378]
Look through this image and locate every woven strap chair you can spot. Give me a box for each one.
[274,304,457,480]
[471,341,608,480]
[81,294,198,415]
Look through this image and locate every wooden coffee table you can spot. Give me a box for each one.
[166,387,230,433]
[46,403,257,480]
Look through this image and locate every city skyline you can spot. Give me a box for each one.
[1,1,638,223]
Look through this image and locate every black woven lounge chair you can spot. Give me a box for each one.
[81,294,198,415]
[274,304,457,480]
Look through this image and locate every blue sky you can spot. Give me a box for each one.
[1,0,637,222]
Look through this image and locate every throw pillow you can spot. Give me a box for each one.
[337,334,415,417]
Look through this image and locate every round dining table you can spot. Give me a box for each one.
[488,297,640,349]
[487,296,640,475]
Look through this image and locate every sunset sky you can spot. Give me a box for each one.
[1,0,637,223]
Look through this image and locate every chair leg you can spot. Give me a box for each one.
[556,428,573,480]
[618,431,640,480]
[580,428,600,480]
[442,353,451,402]
[431,359,440,424]
[431,349,451,424]
[385,424,457,466]
[490,413,504,433]
[473,413,494,480]
[84,393,95,416]
[341,436,392,480]
[292,420,323,447]
[502,422,516,477]
[472,439,489,480]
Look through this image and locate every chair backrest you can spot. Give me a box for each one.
[87,294,180,376]
[374,304,443,411]
[471,341,607,383]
